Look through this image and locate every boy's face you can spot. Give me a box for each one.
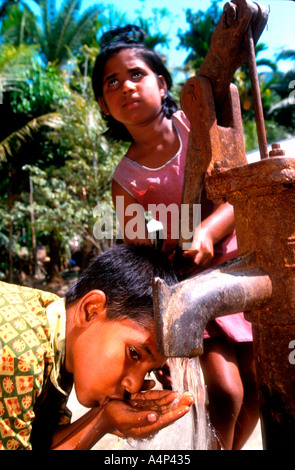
[70,315,166,408]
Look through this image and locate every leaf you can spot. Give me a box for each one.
[268,95,295,115]
[0,112,63,162]
[277,49,295,62]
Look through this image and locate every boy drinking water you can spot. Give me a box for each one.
[0,243,194,450]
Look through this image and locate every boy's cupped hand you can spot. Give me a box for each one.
[102,390,194,439]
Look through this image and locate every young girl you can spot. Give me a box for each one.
[92,25,259,450]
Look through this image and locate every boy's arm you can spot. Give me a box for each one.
[51,390,194,450]
[50,407,107,450]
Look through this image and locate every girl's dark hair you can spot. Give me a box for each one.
[65,243,177,330]
[92,25,178,142]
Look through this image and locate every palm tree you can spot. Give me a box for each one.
[177,1,222,74]
[135,8,172,51]
[1,0,106,65]
[267,49,295,126]
[0,41,66,282]
[33,0,105,65]
[0,111,63,282]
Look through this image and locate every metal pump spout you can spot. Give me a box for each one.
[153,254,272,357]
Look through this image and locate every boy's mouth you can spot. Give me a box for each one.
[101,393,127,406]
[101,397,110,406]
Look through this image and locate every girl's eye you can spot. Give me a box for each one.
[108,78,119,87]
[129,347,141,362]
[132,71,143,79]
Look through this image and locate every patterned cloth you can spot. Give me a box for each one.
[0,282,73,450]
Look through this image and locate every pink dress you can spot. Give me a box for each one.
[113,110,252,342]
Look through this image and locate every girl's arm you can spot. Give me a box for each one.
[183,202,235,267]
[112,179,151,245]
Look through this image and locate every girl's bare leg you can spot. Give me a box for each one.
[200,337,244,450]
[232,342,259,450]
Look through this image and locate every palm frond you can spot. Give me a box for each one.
[268,96,295,115]
[65,6,102,51]
[0,0,18,19]
[36,0,53,61]
[0,112,63,162]
[277,49,295,62]
[54,0,80,60]
[257,58,277,72]
[36,0,101,64]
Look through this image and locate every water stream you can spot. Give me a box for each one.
[127,357,219,450]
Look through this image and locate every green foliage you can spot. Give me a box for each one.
[0,43,38,77]
[0,112,62,161]
[0,3,41,45]
[136,8,172,50]
[178,1,222,73]
[178,1,293,151]
[0,0,294,281]
[33,0,105,65]
[0,0,18,19]
[0,40,127,279]
[0,47,68,164]
[9,62,70,116]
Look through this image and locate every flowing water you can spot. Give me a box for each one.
[127,357,219,450]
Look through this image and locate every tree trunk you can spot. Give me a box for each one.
[48,230,63,284]
[8,166,13,283]
[29,175,37,277]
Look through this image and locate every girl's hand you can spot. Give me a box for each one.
[180,203,235,276]
[154,361,172,390]
[182,228,214,267]
[102,390,194,439]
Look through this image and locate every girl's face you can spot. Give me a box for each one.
[98,49,167,130]
[71,315,166,408]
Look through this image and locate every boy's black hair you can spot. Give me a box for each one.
[65,243,177,330]
[92,25,178,142]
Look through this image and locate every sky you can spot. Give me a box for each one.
[83,0,295,73]
[25,0,295,74]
